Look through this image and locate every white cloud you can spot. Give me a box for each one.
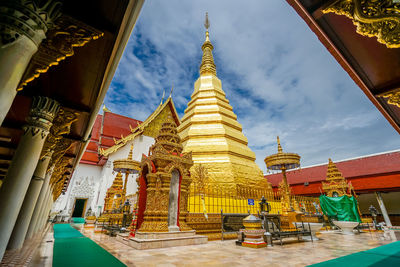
[104,0,400,172]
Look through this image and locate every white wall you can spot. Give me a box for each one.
[52,164,102,217]
[94,135,155,215]
[53,135,155,217]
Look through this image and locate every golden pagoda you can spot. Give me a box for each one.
[322,159,350,197]
[177,13,270,194]
[103,172,125,212]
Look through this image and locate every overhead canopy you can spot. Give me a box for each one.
[287,0,400,134]
[0,0,144,196]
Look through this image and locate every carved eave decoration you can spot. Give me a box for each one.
[41,107,79,158]
[99,97,180,157]
[379,88,400,108]
[323,0,400,49]
[44,108,78,199]
[18,14,104,90]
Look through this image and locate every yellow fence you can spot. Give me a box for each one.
[188,184,319,215]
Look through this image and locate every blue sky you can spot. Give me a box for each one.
[104,0,399,173]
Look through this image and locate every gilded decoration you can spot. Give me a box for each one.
[381,89,400,108]
[264,137,301,213]
[177,14,271,195]
[0,0,62,46]
[100,97,180,157]
[322,158,351,197]
[103,172,125,213]
[24,96,60,139]
[324,0,400,48]
[18,14,104,90]
[42,108,79,158]
[135,117,193,233]
[113,144,141,203]
[42,107,78,200]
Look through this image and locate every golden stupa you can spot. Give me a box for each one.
[177,13,271,193]
[322,158,350,197]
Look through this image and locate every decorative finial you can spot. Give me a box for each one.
[102,104,111,113]
[160,89,166,105]
[277,136,283,153]
[200,12,217,76]
[169,84,174,98]
[204,12,210,30]
[128,144,134,160]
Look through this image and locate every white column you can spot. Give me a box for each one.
[7,153,52,249]
[0,97,59,260]
[37,187,53,232]
[375,192,392,227]
[40,194,53,230]
[0,0,62,125]
[25,167,54,239]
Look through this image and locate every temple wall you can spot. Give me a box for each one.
[52,135,155,217]
[358,192,400,215]
[52,164,101,217]
[95,135,154,214]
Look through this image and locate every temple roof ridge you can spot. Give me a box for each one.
[100,97,180,157]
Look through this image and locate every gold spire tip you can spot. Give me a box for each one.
[277,136,283,153]
[204,12,210,30]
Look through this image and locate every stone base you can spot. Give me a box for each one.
[242,241,267,248]
[116,230,208,250]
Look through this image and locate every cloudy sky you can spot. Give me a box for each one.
[104,0,399,173]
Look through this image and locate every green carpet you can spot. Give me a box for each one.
[53,224,126,267]
[310,241,400,267]
[53,224,84,239]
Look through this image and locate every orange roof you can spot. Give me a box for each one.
[81,112,141,165]
[265,150,400,194]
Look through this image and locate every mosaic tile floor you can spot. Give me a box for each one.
[82,229,399,267]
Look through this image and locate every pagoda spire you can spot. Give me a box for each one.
[322,158,350,197]
[200,12,217,76]
[178,13,271,193]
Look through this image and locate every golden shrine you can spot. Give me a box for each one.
[177,13,270,194]
[120,117,207,249]
[264,137,302,230]
[113,144,141,203]
[104,172,125,213]
[136,117,194,233]
[322,159,351,197]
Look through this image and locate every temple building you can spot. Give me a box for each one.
[53,97,181,218]
[265,150,400,226]
[177,14,270,194]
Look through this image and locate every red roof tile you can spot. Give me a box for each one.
[80,111,142,165]
[265,151,400,194]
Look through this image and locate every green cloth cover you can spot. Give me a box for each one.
[71,217,85,224]
[319,195,361,223]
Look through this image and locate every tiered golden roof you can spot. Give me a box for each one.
[103,172,124,213]
[322,158,350,197]
[111,172,123,189]
[177,14,270,193]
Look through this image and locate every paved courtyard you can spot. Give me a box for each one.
[81,229,398,267]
